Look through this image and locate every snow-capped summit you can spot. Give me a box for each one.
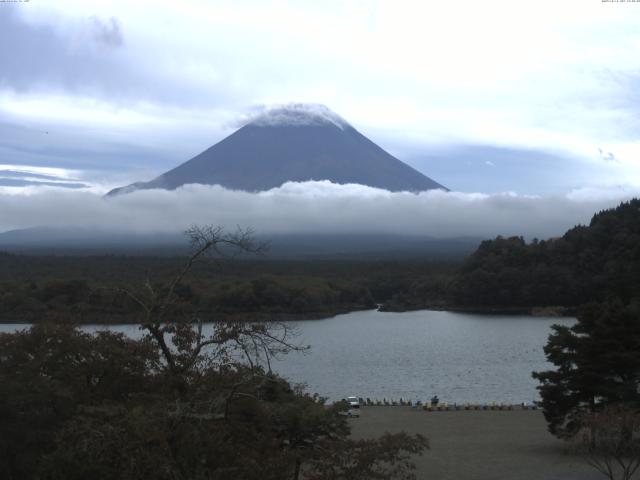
[243,103,350,130]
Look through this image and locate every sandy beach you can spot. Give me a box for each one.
[349,407,602,480]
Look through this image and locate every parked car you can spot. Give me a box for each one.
[345,396,360,417]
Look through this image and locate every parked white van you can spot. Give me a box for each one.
[346,396,360,417]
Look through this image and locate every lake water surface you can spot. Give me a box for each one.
[0,309,574,404]
[273,309,574,404]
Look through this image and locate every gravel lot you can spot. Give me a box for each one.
[349,407,603,480]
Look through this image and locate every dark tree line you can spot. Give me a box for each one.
[0,275,376,324]
[385,198,640,311]
[0,252,461,323]
[452,199,640,308]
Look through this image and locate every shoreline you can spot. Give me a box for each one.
[0,305,375,325]
[380,303,578,317]
[356,401,539,410]
[0,303,578,325]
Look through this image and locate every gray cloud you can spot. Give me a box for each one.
[400,144,597,196]
[598,148,618,164]
[0,10,128,97]
[0,181,636,239]
[0,166,88,189]
[0,169,69,182]
[0,9,242,108]
[0,178,87,189]
[88,16,123,48]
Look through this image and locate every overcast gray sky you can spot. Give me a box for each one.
[1,0,639,238]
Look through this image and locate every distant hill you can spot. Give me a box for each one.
[108,104,446,195]
[378,198,640,312]
[451,198,640,307]
[0,228,479,259]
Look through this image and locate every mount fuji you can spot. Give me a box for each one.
[108,104,446,195]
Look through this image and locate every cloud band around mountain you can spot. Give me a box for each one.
[0,181,636,240]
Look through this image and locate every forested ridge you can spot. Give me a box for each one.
[384,198,640,312]
[0,272,375,324]
[452,198,640,307]
[0,255,455,323]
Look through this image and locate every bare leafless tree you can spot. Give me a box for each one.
[117,225,307,378]
[572,404,640,480]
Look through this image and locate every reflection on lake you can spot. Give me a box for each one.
[0,309,574,404]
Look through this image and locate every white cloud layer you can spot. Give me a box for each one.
[0,181,637,239]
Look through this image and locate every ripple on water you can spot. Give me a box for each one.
[0,309,574,404]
